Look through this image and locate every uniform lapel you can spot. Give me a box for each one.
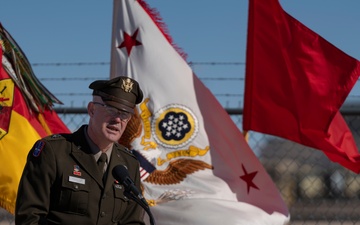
[70,126,104,187]
[104,145,127,191]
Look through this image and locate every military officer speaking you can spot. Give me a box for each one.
[15,76,145,225]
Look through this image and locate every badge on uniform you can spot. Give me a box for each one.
[114,180,122,189]
[33,140,45,157]
[73,165,82,176]
[69,176,85,185]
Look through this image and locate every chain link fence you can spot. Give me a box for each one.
[1,110,360,224]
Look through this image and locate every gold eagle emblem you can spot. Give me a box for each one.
[144,158,213,185]
[119,107,213,185]
[121,77,134,93]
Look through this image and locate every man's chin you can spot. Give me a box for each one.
[106,133,122,143]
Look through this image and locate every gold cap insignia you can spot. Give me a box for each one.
[121,78,134,93]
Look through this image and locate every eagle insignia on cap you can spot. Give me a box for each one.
[121,78,134,93]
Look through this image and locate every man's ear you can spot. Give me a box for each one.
[88,102,94,116]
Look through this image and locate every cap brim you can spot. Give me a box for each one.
[104,100,134,114]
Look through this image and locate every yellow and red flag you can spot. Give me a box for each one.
[0,23,70,214]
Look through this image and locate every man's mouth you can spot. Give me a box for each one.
[107,125,119,132]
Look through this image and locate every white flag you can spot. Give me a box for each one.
[110,0,290,224]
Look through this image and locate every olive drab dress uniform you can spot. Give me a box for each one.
[15,125,145,225]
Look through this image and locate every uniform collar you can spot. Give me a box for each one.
[83,125,113,163]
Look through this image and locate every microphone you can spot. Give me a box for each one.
[112,164,156,225]
[112,165,148,207]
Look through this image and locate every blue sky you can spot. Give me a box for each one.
[1,0,360,109]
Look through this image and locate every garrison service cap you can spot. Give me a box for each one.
[89,76,143,114]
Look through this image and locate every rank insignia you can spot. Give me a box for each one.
[51,134,62,138]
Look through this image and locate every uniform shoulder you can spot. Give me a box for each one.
[42,134,67,142]
[31,134,67,157]
[114,143,137,159]
[31,133,75,157]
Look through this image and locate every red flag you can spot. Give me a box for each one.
[243,0,360,173]
[0,24,70,214]
[110,0,289,224]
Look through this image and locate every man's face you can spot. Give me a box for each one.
[87,96,131,146]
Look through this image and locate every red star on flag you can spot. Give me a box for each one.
[240,164,259,194]
[118,28,142,55]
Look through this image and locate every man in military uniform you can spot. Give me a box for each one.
[15,76,145,225]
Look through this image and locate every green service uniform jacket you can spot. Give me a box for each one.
[15,125,145,225]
